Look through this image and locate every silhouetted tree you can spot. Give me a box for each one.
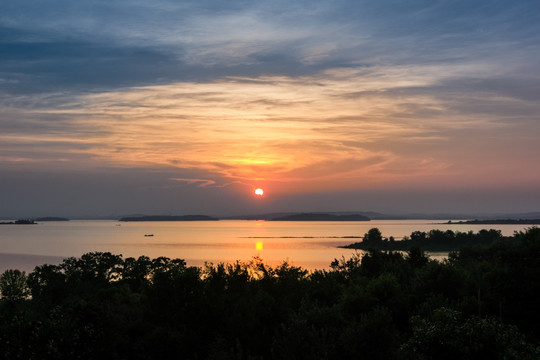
[363,227,383,245]
[406,246,429,268]
[402,308,539,359]
[0,269,30,302]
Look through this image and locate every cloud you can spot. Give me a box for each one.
[3,1,538,95]
[2,61,539,194]
[1,1,539,215]
[169,178,216,187]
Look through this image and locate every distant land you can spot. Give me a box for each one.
[223,211,540,221]
[343,228,504,252]
[270,213,370,221]
[3,211,540,221]
[0,219,36,225]
[447,219,540,225]
[119,215,219,222]
[33,217,70,222]
[225,211,391,221]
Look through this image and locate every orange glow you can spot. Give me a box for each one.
[255,242,263,251]
[17,69,529,194]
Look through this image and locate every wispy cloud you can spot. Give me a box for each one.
[169,178,216,187]
[2,61,539,194]
[3,1,538,93]
[1,1,539,215]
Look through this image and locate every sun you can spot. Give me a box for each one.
[254,188,264,196]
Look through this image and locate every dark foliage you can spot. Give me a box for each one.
[450,219,540,225]
[344,227,503,251]
[1,228,539,359]
[0,219,36,225]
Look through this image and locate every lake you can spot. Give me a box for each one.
[0,219,534,272]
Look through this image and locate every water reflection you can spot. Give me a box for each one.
[0,220,533,271]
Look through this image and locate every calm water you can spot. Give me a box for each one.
[0,220,533,272]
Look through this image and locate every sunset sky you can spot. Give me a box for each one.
[1,0,540,217]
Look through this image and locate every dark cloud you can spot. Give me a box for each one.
[0,26,327,94]
[2,1,537,94]
[0,27,184,93]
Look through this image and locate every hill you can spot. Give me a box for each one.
[119,215,218,222]
[33,217,70,222]
[270,213,370,221]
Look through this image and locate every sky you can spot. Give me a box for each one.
[1,0,540,218]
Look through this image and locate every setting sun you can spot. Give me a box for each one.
[254,188,264,196]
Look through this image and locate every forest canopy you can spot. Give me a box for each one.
[1,227,540,359]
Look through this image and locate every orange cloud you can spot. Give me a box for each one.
[2,64,539,194]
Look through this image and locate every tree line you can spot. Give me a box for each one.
[1,228,540,359]
[343,227,504,251]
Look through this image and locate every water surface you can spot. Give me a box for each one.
[0,220,532,272]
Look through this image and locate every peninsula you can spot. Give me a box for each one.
[447,219,540,225]
[342,228,504,252]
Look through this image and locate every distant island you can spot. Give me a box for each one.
[224,211,540,221]
[33,217,70,222]
[447,219,540,225]
[0,217,69,224]
[271,213,370,221]
[0,219,37,225]
[342,227,504,252]
[119,215,219,222]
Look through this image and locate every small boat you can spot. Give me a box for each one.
[144,234,154,237]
